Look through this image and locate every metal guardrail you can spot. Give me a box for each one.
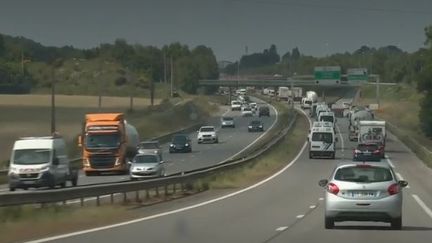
[0,108,298,207]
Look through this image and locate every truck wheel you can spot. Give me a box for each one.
[71,176,78,187]
[60,182,66,188]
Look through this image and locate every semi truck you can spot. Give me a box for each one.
[79,113,140,176]
[291,87,303,102]
[277,86,291,101]
[348,109,374,141]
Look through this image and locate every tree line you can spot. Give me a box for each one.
[0,34,219,94]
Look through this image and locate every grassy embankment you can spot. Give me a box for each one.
[358,84,432,167]
[0,102,308,243]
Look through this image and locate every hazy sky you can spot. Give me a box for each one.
[0,0,431,61]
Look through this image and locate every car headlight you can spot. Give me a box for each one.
[170,144,175,147]
[40,166,50,172]
[259,125,263,128]
[185,143,190,146]
[9,167,18,174]
[84,158,90,166]
[154,150,158,154]
[248,126,253,128]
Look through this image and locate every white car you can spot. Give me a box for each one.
[197,126,218,144]
[241,106,253,117]
[231,100,241,111]
[249,102,257,112]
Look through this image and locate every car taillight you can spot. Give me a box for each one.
[327,183,339,195]
[373,149,381,154]
[353,149,360,154]
[388,183,400,195]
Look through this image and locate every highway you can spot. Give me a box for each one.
[35,97,432,243]
[0,97,278,192]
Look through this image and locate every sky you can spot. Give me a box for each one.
[0,0,431,61]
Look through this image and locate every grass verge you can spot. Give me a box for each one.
[0,103,308,243]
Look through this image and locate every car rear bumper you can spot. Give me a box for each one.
[198,137,217,143]
[310,150,334,158]
[325,193,402,221]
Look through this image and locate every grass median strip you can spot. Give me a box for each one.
[0,105,308,243]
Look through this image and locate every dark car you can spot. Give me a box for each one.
[169,134,192,153]
[258,106,270,117]
[248,120,264,132]
[353,143,381,162]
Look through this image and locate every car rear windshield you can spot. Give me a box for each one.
[222,117,233,121]
[200,127,215,132]
[334,166,393,183]
[358,144,379,150]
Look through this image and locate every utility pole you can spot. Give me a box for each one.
[50,67,56,134]
[21,50,24,74]
[376,75,380,108]
[170,56,174,97]
[163,52,167,84]
[237,60,240,89]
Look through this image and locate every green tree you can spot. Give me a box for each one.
[417,25,432,136]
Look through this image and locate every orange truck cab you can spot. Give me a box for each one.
[79,113,139,176]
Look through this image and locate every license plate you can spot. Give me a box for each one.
[22,180,35,184]
[363,152,371,155]
[351,191,376,198]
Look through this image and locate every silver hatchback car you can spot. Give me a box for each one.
[129,153,166,180]
[319,162,408,229]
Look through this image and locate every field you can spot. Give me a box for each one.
[0,94,217,166]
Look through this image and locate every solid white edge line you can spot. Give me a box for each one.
[26,110,309,243]
[218,98,279,164]
[386,156,396,168]
[296,214,305,219]
[275,226,288,231]
[412,194,432,219]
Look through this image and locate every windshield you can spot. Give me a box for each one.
[251,121,261,125]
[320,116,334,123]
[13,149,51,165]
[200,127,215,132]
[305,100,312,105]
[85,133,120,148]
[334,166,393,183]
[139,143,158,149]
[222,117,233,121]
[173,136,187,143]
[311,132,333,143]
[133,154,159,164]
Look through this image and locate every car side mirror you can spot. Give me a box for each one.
[159,161,165,164]
[398,180,408,188]
[53,157,60,165]
[335,137,338,142]
[318,179,328,187]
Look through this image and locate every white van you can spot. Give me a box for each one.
[308,126,337,159]
[318,111,336,130]
[8,136,78,191]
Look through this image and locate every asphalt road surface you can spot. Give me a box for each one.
[39,97,432,243]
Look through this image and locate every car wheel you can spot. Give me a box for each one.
[215,139,219,143]
[9,187,15,192]
[309,152,313,159]
[60,181,66,188]
[130,177,138,181]
[325,217,334,229]
[391,217,402,230]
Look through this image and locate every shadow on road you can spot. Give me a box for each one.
[334,225,432,231]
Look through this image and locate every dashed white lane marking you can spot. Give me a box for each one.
[296,215,304,219]
[386,155,395,168]
[222,109,230,116]
[336,124,344,153]
[276,226,288,231]
[309,205,316,209]
[319,197,324,201]
[395,173,410,188]
[412,194,432,219]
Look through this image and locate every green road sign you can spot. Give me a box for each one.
[314,66,341,85]
[347,68,368,82]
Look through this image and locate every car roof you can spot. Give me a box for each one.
[140,141,159,144]
[335,161,391,169]
[201,126,215,129]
